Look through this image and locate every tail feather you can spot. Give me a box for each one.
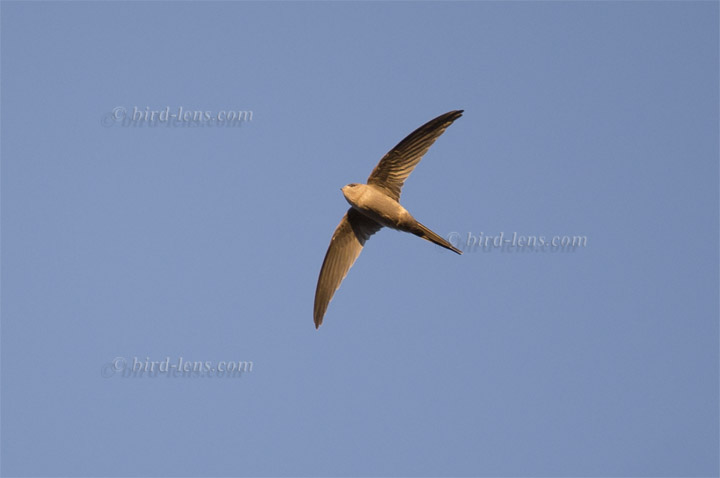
[413,222,462,254]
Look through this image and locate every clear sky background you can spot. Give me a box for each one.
[1,2,718,477]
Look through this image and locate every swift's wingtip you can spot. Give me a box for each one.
[443,109,464,123]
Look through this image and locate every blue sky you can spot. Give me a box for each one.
[1,1,718,476]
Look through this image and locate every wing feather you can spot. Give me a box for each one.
[313,209,382,328]
[367,110,463,200]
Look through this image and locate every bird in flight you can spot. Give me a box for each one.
[313,110,464,329]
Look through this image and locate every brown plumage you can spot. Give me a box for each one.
[314,110,464,329]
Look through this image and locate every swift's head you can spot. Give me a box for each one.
[341,183,364,204]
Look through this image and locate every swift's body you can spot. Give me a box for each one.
[313,110,464,328]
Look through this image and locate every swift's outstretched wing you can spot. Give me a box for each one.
[367,110,463,200]
[313,208,382,328]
